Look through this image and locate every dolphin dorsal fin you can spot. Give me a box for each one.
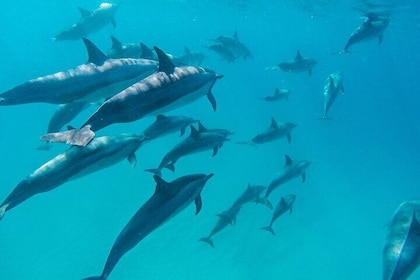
[233,30,239,41]
[184,46,191,55]
[284,154,293,166]
[274,88,280,94]
[295,50,303,62]
[83,38,108,65]
[78,7,91,18]
[140,43,154,59]
[110,36,122,49]
[270,117,278,129]
[153,175,170,192]
[154,46,176,74]
[247,183,251,190]
[198,122,208,133]
[189,125,200,139]
[280,197,287,207]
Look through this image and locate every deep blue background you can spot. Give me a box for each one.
[0,1,419,279]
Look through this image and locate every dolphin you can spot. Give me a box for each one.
[263,154,310,205]
[173,47,206,66]
[145,125,229,176]
[322,72,344,119]
[0,134,146,220]
[82,173,213,280]
[141,114,198,141]
[383,200,420,280]
[259,88,290,102]
[53,3,120,41]
[199,204,241,248]
[278,50,317,76]
[197,121,234,138]
[41,46,223,147]
[232,184,266,209]
[261,194,296,235]
[205,44,236,63]
[106,36,143,59]
[344,13,390,52]
[212,31,252,60]
[236,117,297,147]
[0,38,158,106]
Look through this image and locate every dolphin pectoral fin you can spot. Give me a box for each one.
[378,34,383,45]
[194,195,202,215]
[261,226,275,235]
[302,172,306,183]
[199,237,215,248]
[287,133,292,144]
[110,18,117,28]
[207,92,217,111]
[308,68,312,76]
[341,84,345,93]
[0,205,8,221]
[212,146,219,157]
[127,152,137,169]
[290,206,293,214]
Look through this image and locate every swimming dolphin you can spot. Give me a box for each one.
[322,72,344,119]
[145,125,229,176]
[236,117,297,147]
[141,114,198,141]
[41,47,223,147]
[205,44,236,63]
[82,173,213,280]
[106,36,143,59]
[199,204,241,248]
[212,31,252,60]
[259,88,290,102]
[197,121,234,138]
[383,200,420,280]
[344,13,390,52]
[263,155,310,206]
[0,134,146,220]
[261,194,296,235]
[231,184,266,209]
[277,51,317,76]
[173,47,206,66]
[53,3,120,41]
[0,38,158,106]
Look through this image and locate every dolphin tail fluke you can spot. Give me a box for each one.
[199,237,215,248]
[261,226,275,235]
[40,125,95,147]
[256,197,273,210]
[0,205,8,221]
[144,168,162,177]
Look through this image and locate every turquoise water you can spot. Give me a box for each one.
[0,0,419,279]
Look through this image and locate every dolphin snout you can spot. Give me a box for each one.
[216,74,224,79]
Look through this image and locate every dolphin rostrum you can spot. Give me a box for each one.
[145,125,230,176]
[236,117,297,147]
[82,173,213,280]
[0,38,158,106]
[41,46,223,147]
[0,134,146,220]
[53,3,120,41]
[383,200,420,280]
[262,154,310,207]
[261,194,296,235]
[322,71,344,119]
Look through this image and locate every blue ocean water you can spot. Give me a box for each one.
[0,0,419,279]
